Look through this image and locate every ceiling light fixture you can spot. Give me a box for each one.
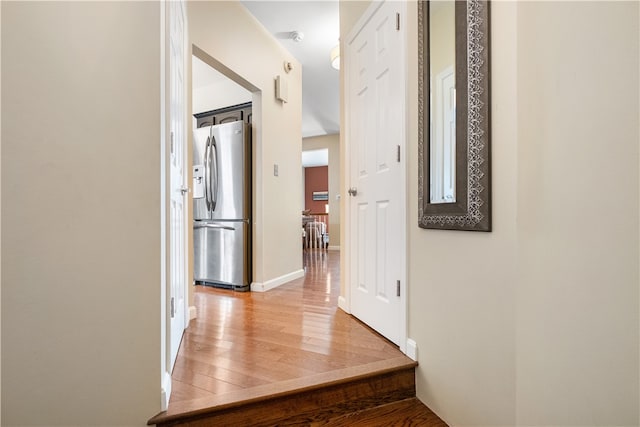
[330,45,340,70]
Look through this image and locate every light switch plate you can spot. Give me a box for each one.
[273,164,279,176]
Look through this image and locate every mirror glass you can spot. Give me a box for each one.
[428,0,456,204]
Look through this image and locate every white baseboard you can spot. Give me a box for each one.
[328,245,340,251]
[406,338,418,361]
[338,295,350,313]
[161,371,172,411]
[189,305,197,320]
[251,269,305,292]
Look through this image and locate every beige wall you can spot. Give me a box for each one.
[339,0,372,39]
[1,2,162,425]
[188,1,303,287]
[515,2,638,424]
[407,2,518,424]
[343,1,639,426]
[303,134,341,247]
[407,1,638,425]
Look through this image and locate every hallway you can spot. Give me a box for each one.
[161,249,412,418]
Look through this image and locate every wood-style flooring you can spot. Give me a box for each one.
[151,249,447,426]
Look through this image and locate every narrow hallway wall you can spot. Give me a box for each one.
[2,2,163,424]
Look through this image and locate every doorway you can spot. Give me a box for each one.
[302,135,341,252]
[190,54,253,294]
[302,148,329,250]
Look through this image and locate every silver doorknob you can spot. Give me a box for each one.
[180,186,189,195]
[348,187,358,196]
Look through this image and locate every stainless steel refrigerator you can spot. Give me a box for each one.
[193,120,251,291]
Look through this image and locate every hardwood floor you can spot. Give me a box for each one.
[149,249,447,426]
[321,398,448,426]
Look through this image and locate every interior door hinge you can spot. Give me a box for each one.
[170,296,175,318]
[397,280,401,297]
[396,13,400,31]
[170,131,175,155]
[397,145,401,162]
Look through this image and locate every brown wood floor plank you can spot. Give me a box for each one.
[168,380,215,403]
[171,365,245,395]
[320,398,449,427]
[173,357,269,390]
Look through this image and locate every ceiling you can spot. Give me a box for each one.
[242,1,340,138]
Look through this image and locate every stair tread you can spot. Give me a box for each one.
[320,398,448,427]
[149,355,417,426]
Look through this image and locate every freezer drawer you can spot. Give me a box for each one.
[193,220,250,291]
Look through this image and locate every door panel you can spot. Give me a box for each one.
[376,68,391,173]
[375,200,389,301]
[348,0,404,345]
[357,202,368,293]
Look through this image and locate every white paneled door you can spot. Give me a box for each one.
[169,0,188,371]
[346,1,406,346]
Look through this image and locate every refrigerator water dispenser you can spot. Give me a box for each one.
[193,165,204,199]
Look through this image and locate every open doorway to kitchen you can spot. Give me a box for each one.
[190,54,254,294]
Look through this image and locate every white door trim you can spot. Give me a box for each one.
[342,0,408,355]
[160,0,169,411]
[397,0,408,356]
[398,0,409,356]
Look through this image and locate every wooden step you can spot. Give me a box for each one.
[148,357,417,426]
[321,398,449,426]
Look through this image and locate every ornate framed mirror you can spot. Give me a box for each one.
[418,0,491,231]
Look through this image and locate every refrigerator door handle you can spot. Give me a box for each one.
[204,136,211,211]
[193,222,234,231]
[210,135,219,212]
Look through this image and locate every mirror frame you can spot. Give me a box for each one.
[418,0,491,231]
